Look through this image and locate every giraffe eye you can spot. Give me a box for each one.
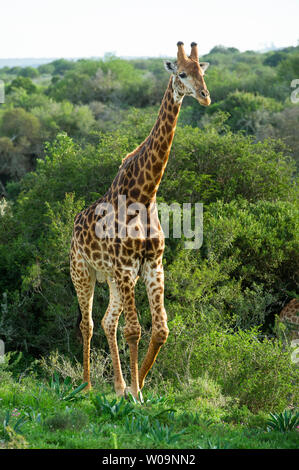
[179,72,187,79]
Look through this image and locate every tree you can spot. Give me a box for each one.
[256,105,299,168]
[1,108,41,145]
[50,59,76,75]
[263,51,287,67]
[206,90,282,133]
[31,101,96,139]
[0,137,15,176]
[0,108,42,177]
[19,66,40,78]
[6,76,37,95]
[38,63,55,75]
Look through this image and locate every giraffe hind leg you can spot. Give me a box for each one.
[70,252,96,390]
[101,278,127,396]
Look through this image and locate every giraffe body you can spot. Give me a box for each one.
[70,42,211,399]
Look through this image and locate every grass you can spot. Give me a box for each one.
[0,365,298,449]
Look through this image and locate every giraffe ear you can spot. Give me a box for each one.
[199,62,210,74]
[164,60,177,74]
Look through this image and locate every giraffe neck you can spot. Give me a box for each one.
[144,77,182,197]
[114,77,182,205]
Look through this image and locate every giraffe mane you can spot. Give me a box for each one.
[119,136,150,168]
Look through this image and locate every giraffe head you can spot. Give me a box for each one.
[164,41,211,106]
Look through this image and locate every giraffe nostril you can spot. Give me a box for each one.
[200,90,209,98]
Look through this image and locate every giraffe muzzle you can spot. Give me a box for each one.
[196,88,211,106]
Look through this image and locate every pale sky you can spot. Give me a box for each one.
[0,0,298,58]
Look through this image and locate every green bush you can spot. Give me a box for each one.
[206,91,283,133]
[202,199,299,292]
[43,408,88,431]
[161,323,298,412]
[6,77,37,95]
[162,120,296,204]
[164,199,298,336]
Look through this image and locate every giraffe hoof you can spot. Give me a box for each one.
[115,384,127,397]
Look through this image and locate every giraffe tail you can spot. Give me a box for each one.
[75,305,83,343]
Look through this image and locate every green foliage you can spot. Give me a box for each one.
[1,410,28,441]
[191,328,298,412]
[145,421,185,446]
[50,59,76,75]
[0,108,42,178]
[125,414,151,435]
[92,394,135,420]
[206,90,283,133]
[31,100,96,140]
[263,51,287,67]
[46,56,164,107]
[47,372,88,401]
[38,63,55,75]
[6,76,37,95]
[198,437,231,449]
[18,66,40,79]
[0,364,298,449]
[256,105,299,169]
[1,107,41,144]
[266,409,299,432]
[43,408,88,431]
[163,122,295,204]
[202,199,298,292]
[277,51,299,82]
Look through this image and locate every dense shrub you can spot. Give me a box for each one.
[192,327,298,412]
[162,119,296,204]
[152,313,298,412]
[206,91,282,133]
[6,77,37,95]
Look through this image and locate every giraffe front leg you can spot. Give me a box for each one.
[115,272,141,401]
[139,262,169,390]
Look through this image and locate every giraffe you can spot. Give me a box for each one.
[278,299,299,340]
[70,41,211,401]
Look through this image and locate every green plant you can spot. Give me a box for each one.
[2,410,28,440]
[223,404,253,425]
[92,394,135,420]
[111,432,118,449]
[192,327,299,412]
[43,408,88,431]
[178,411,214,427]
[198,437,231,449]
[145,420,185,446]
[3,426,29,449]
[48,372,88,401]
[266,409,299,432]
[24,407,42,424]
[124,415,151,435]
[143,393,169,406]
